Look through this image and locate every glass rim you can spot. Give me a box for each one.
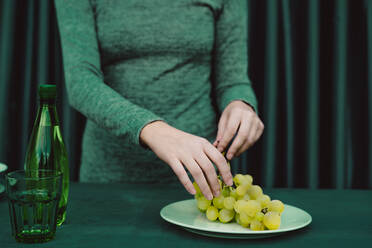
[5,169,62,181]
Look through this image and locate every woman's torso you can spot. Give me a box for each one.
[80,0,223,183]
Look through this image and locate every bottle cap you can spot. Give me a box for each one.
[39,84,57,100]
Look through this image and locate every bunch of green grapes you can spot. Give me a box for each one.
[193,173,284,231]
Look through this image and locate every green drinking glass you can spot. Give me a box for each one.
[5,170,62,243]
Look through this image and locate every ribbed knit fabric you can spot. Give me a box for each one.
[54,0,257,183]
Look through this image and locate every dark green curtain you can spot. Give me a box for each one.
[0,0,85,181]
[0,0,370,188]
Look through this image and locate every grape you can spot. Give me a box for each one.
[256,194,271,208]
[229,188,238,199]
[193,182,203,199]
[193,181,201,194]
[254,212,264,222]
[240,222,249,228]
[212,194,225,209]
[237,193,251,201]
[244,174,253,185]
[240,200,261,217]
[223,196,236,210]
[236,184,248,196]
[206,206,219,221]
[247,185,263,200]
[233,174,246,186]
[196,196,211,211]
[263,211,281,230]
[218,209,235,223]
[250,220,264,231]
[233,199,246,213]
[194,172,285,232]
[239,212,253,226]
[235,213,241,225]
[221,186,230,197]
[268,200,284,213]
[194,193,202,199]
[236,213,250,228]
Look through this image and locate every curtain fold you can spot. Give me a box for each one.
[307,0,319,189]
[0,0,16,162]
[262,0,278,188]
[333,0,348,189]
[366,0,372,189]
[0,0,370,188]
[20,1,35,167]
[282,0,295,188]
[0,0,84,181]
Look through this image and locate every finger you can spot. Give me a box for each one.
[183,158,213,200]
[169,159,196,195]
[235,138,251,157]
[214,114,227,145]
[195,153,221,197]
[226,117,251,160]
[217,112,241,153]
[247,119,261,147]
[254,121,265,141]
[204,144,233,186]
[235,120,260,156]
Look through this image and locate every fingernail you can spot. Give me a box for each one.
[215,190,220,197]
[227,153,233,160]
[208,193,213,200]
[227,179,233,186]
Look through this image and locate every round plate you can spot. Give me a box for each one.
[0,162,8,198]
[160,199,312,239]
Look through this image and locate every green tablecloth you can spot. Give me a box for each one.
[1,183,371,247]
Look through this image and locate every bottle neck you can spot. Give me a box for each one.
[37,98,59,125]
[39,98,56,106]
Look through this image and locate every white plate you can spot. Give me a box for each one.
[0,163,7,173]
[0,162,7,198]
[160,199,312,239]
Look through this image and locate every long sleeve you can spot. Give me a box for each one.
[214,0,258,113]
[54,0,164,146]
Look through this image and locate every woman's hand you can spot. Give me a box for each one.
[213,100,264,160]
[140,121,233,200]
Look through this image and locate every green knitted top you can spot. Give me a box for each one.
[54,0,257,183]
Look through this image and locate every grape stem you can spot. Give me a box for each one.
[218,152,235,191]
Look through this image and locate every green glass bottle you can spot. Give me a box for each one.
[24,84,69,226]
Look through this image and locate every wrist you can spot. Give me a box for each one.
[230,100,255,113]
[139,120,168,148]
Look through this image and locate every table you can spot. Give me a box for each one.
[1,183,372,247]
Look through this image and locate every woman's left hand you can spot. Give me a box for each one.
[213,100,264,160]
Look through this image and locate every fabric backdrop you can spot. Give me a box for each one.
[0,0,371,189]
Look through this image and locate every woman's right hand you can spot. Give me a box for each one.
[140,121,233,200]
